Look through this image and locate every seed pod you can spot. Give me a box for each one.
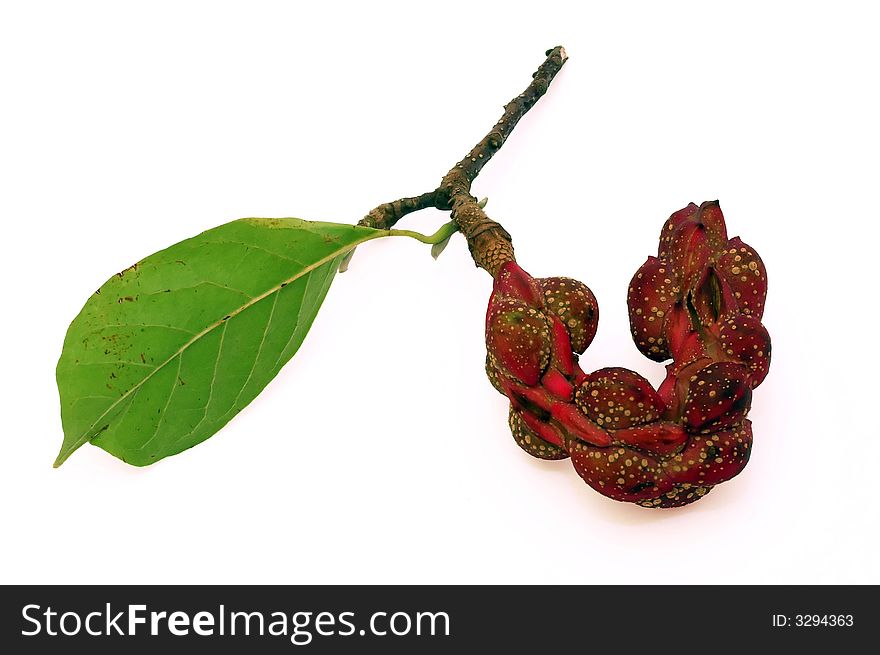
[667,221,712,290]
[569,441,673,503]
[658,203,699,260]
[665,421,753,486]
[718,314,771,388]
[714,237,767,319]
[693,201,729,251]
[627,256,676,361]
[508,407,568,460]
[659,201,728,256]
[661,201,730,291]
[538,276,599,354]
[683,361,752,432]
[485,298,551,386]
[575,367,665,429]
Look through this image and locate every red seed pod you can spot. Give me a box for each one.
[485,199,767,510]
[508,407,568,460]
[718,315,772,388]
[693,201,729,251]
[658,203,699,260]
[486,298,551,386]
[538,276,599,354]
[627,256,677,361]
[569,441,673,503]
[575,367,666,429]
[659,355,715,420]
[661,201,729,291]
[714,237,768,319]
[683,361,753,432]
[659,201,728,257]
[666,221,712,290]
[665,421,753,486]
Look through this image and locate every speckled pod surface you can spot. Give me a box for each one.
[484,201,770,508]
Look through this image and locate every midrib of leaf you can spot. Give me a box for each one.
[53,231,384,467]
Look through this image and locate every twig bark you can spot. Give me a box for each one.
[359,46,568,276]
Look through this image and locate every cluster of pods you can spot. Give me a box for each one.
[485,201,770,507]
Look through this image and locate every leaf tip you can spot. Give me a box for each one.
[53,439,81,468]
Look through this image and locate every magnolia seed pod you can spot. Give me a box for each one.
[485,298,551,387]
[683,361,753,433]
[508,406,568,460]
[658,203,699,260]
[575,367,666,429]
[569,440,672,503]
[664,421,753,486]
[538,276,599,354]
[718,314,772,388]
[714,237,768,319]
[627,256,676,361]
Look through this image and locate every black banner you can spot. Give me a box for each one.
[1,585,873,652]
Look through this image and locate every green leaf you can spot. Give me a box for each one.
[55,218,396,467]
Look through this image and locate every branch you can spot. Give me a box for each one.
[358,46,568,276]
[361,192,437,233]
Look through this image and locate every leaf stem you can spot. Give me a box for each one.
[388,220,459,245]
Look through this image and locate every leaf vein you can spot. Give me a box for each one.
[143,280,253,300]
[172,321,227,446]
[137,354,183,452]
[231,287,280,410]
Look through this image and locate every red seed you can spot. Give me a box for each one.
[538,276,599,354]
[508,407,568,460]
[575,367,666,429]
[658,203,699,260]
[665,421,753,486]
[683,361,752,432]
[627,256,676,361]
[694,200,729,251]
[714,237,767,319]
[485,298,551,386]
[718,315,771,388]
[569,441,673,503]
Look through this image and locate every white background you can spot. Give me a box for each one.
[1,1,877,584]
